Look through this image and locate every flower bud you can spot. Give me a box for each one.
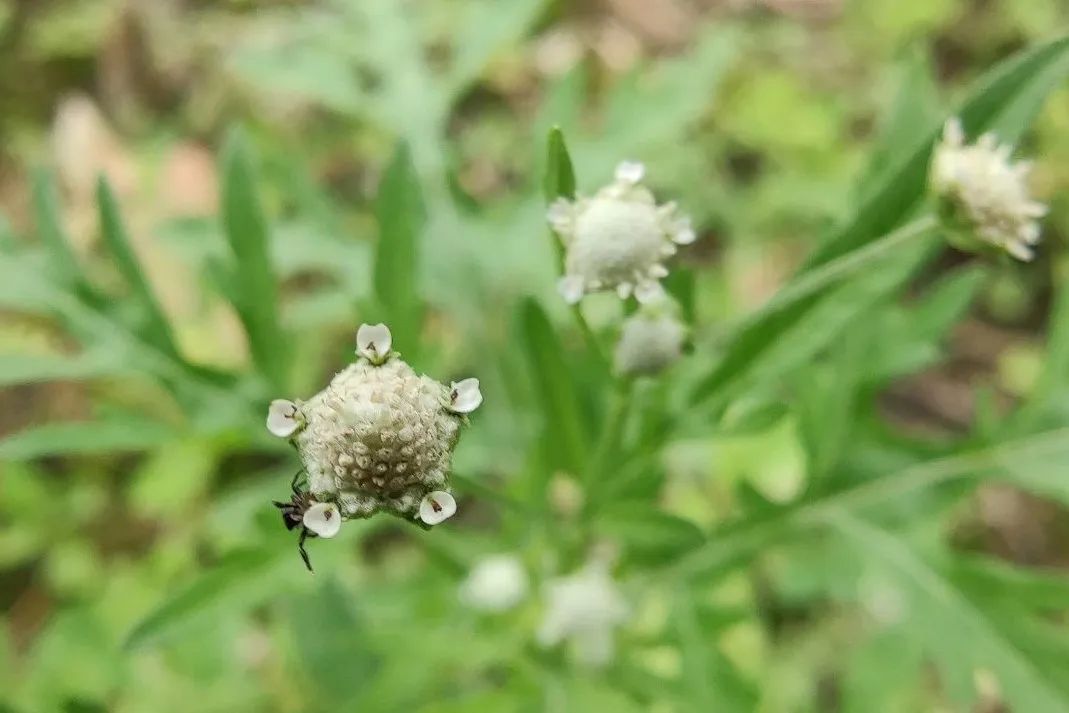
[930,118,1047,261]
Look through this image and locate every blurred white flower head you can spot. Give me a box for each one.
[614,299,687,376]
[267,323,478,523]
[537,559,629,667]
[548,161,695,305]
[930,118,1047,261]
[459,555,529,612]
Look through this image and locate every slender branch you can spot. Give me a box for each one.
[570,303,611,374]
[587,378,635,489]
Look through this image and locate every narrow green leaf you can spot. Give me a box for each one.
[597,506,704,565]
[288,578,379,704]
[125,548,282,650]
[518,298,589,475]
[689,36,1069,407]
[32,170,88,293]
[0,352,125,387]
[221,130,287,389]
[0,420,174,461]
[543,126,576,203]
[97,177,180,360]
[373,142,424,357]
[835,516,1069,713]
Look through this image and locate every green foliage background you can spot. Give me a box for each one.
[1,0,1069,711]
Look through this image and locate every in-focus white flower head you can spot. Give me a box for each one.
[537,559,629,667]
[419,490,456,525]
[459,554,529,612]
[930,117,1047,261]
[302,502,342,538]
[614,299,687,377]
[267,399,303,438]
[447,378,483,414]
[356,323,393,364]
[292,324,479,522]
[547,161,696,305]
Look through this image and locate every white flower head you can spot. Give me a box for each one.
[547,161,695,305]
[931,117,1047,261]
[302,502,342,538]
[614,300,687,377]
[459,554,529,612]
[356,323,393,364]
[537,559,629,667]
[448,378,483,414]
[267,399,303,438]
[292,324,476,522]
[419,490,456,525]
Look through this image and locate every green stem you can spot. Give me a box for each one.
[570,303,611,374]
[587,378,635,490]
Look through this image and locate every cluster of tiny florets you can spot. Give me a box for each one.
[267,323,479,528]
[930,118,1047,261]
[614,303,687,377]
[547,161,695,305]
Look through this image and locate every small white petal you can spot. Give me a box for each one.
[558,275,585,304]
[357,323,392,363]
[672,216,697,244]
[1006,241,1034,262]
[449,378,483,414]
[267,399,301,437]
[648,264,669,279]
[615,282,633,299]
[634,281,665,304]
[303,502,342,538]
[419,491,457,525]
[614,161,645,185]
[943,117,964,146]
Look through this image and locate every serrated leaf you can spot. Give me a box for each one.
[97,177,180,360]
[220,130,287,390]
[373,142,424,358]
[0,419,174,461]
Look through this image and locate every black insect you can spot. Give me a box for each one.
[273,469,318,572]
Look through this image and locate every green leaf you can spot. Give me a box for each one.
[220,129,288,390]
[689,36,1069,406]
[518,298,589,476]
[835,516,1069,713]
[543,126,576,203]
[673,425,1069,579]
[97,177,180,360]
[597,506,704,565]
[124,548,283,650]
[0,352,125,387]
[373,142,424,358]
[32,170,89,295]
[288,578,379,705]
[0,420,174,461]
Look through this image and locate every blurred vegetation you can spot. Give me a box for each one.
[1,0,1069,711]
